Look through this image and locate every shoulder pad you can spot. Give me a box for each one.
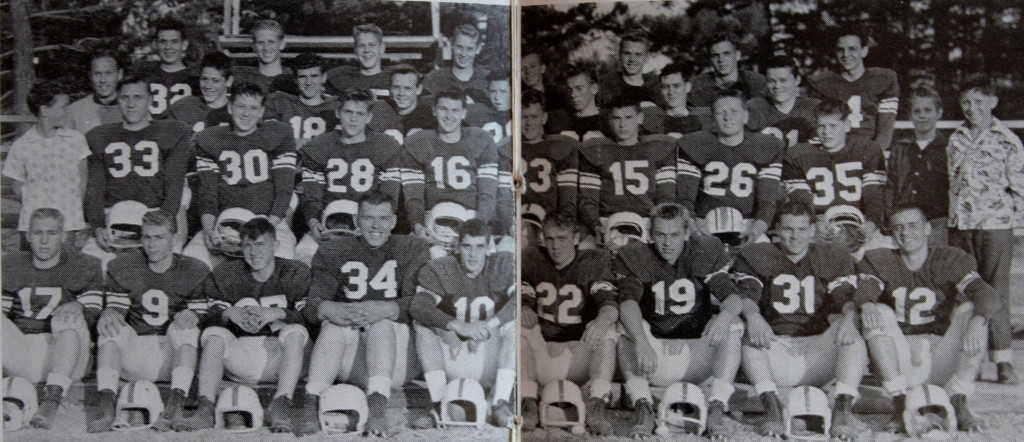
[736,242,783,275]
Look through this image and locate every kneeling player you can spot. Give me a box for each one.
[296,191,432,436]
[519,210,619,434]
[2,208,103,429]
[615,203,745,439]
[410,219,516,428]
[859,205,994,433]
[174,218,310,432]
[89,210,210,432]
[732,201,866,439]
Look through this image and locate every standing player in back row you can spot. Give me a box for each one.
[327,24,392,99]
[232,20,298,95]
[422,24,489,104]
[169,52,234,134]
[138,18,198,119]
[265,52,340,149]
[520,89,579,221]
[466,71,512,144]
[746,55,819,148]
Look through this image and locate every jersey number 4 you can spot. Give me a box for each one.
[16,287,62,320]
[341,261,398,299]
[535,282,582,324]
[772,274,816,314]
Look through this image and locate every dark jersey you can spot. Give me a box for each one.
[137,62,199,118]
[2,251,103,334]
[465,103,511,144]
[615,236,737,339]
[733,242,857,337]
[168,96,231,133]
[495,137,515,235]
[521,135,580,218]
[105,252,210,336]
[522,248,617,342]
[421,67,489,105]
[578,136,677,231]
[596,72,662,109]
[300,131,402,221]
[676,131,784,223]
[367,100,437,145]
[658,109,714,140]
[782,137,886,225]
[264,92,341,148]
[326,65,391,99]
[545,109,608,141]
[231,66,299,95]
[415,252,515,324]
[746,97,820,148]
[194,121,297,219]
[809,68,899,149]
[85,120,193,228]
[204,257,310,337]
[688,70,769,108]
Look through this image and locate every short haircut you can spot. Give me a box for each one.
[521,88,546,110]
[763,55,801,78]
[117,75,150,95]
[564,64,597,85]
[291,52,325,72]
[89,49,124,71]
[711,86,748,111]
[541,210,579,234]
[29,208,65,231]
[353,24,383,42]
[199,52,233,77]
[815,98,851,120]
[959,74,996,97]
[458,218,490,242]
[889,203,928,224]
[251,19,284,39]
[606,94,641,113]
[908,86,942,110]
[153,17,187,39]
[835,27,869,47]
[358,189,396,214]
[659,61,697,82]
[141,210,177,234]
[452,23,480,43]
[486,70,510,84]
[240,217,276,241]
[26,81,66,117]
[230,82,266,104]
[707,30,741,51]
[338,88,375,108]
[435,87,467,107]
[620,30,652,52]
[774,200,817,226]
[389,64,421,85]
[521,45,545,63]
[650,202,695,226]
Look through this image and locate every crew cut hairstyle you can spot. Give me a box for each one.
[563,64,597,85]
[240,217,276,241]
[774,200,817,227]
[619,30,652,51]
[29,207,65,231]
[763,55,801,79]
[389,64,421,85]
[230,82,266,104]
[358,189,396,214]
[116,75,151,95]
[521,88,546,110]
[199,52,233,77]
[815,97,852,120]
[712,85,748,111]
[141,210,177,234]
[291,52,326,72]
[452,23,480,43]
[659,60,697,82]
[251,19,285,39]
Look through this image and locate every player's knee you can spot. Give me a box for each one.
[364,319,396,336]
[51,317,88,343]
[279,323,310,347]
[200,326,232,352]
[168,326,200,349]
[952,301,974,318]
[498,321,515,339]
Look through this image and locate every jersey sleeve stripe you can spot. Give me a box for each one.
[416,286,442,305]
[860,273,886,292]
[295,299,307,311]
[676,160,701,178]
[758,164,782,180]
[655,168,676,184]
[863,172,887,186]
[196,157,220,172]
[477,164,499,179]
[827,275,858,293]
[302,168,326,184]
[957,271,982,295]
[2,295,14,313]
[209,299,231,309]
[704,265,732,284]
[733,273,763,290]
[879,98,899,113]
[401,169,426,185]
[578,173,601,190]
[186,299,208,312]
[784,180,811,193]
[556,171,579,187]
[272,153,298,169]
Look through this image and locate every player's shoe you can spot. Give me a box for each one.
[830,393,860,440]
[706,400,729,440]
[627,398,656,438]
[883,394,906,433]
[521,398,539,431]
[86,389,117,433]
[998,362,1020,385]
[757,392,785,438]
[950,394,983,432]
[267,395,292,433]
[173,396,215,431]
[491,399,514,427]
[29,385,63,429]
[152,388,186,432]
[412,401,441,429]
[295,393,320,436]
[585,396,613,436]
[365,392,392,437]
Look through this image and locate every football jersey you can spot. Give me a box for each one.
[465,103,511,143]
[578,136,677,231]
[614,236,737,339]
[659,109,713,140]
[732,242,857,337]
[398,127,498,226]
[264,92,341,148]
[676,131,784,223]
[782,137,886,225]
[325,65,391,99]
[521,135,580,218]
[306,235,433,323]
[204,257,310,337]
[688,70,770,108]
[300,131,402,222]
[421,67,489,105]
[193,120,297,219]
[495,137,514,235]
[2,251,103,334]
[168,96,231,133]
[809,68,899,148]
[746,97,820,148]
[596,72,662,109]
[858,247,998,336]
[85,120,193,228]
[105,252,210,336]
[367,99,437,145]
[545,109,608,141]
[231,66,299,95]
[415,252,514,324]
[137,62,199,118]
[522,247,618,342]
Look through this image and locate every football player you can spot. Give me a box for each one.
[174,217,311,432]
[676,87,784,244]
[859,204,997,433]
[519,211,619,434]
[614,203,744,439]
[578,95,676,247]
[782,99,886,236]
[295,88,403,265]
[83,76,193,261]
[137,17,199,119]
[232,19,298,95]
[520,89,579,221]
[265,52,340,149]
[522,46,570,112]
[689,31,768,108]
[746,55,819,148]
[183,82,298,269]
[655,60,713,139]
[809,28,899,152]
[422,24,489,104]
[465,71,511,144]
[168,52,233,133]
[367,64,437,144]
[87,210,209,432]
[410,219,516,428]
[327,24,391,98]
[296,191,433,436]
[731,201,867,439]
[67,50,124,133]
[398,87,498,234]
[545,65,606,141]
[2,208,103,429]
[596,30,661,110]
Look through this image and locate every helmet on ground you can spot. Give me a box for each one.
[215,385,263,432]
[440,378,487,428]
[112,380,164,431]
[539,379,585,430]
[425,201,473,256]
[2,377,37,431]
[903,384,957,439]
[319,384,368,434]
[657,382,706,435]
[785,385,831,441]
[705,206,745,247]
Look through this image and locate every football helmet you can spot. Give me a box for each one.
[2,377,37,431]
[903,384,957,439]
[215,385,264,432]
[107,200,150,249]
[520,203,546,251]
[319,384,367,434]
[539,379,585,430]
[705,206,746,247]
[425,201,474,257]
[440,378,487,429]
[784,386,831,441]
[819,205,867,255]
[214,208,256,258]
[605,211,649,250]
[656,382,706,435]
[321,199,359,240]
[112,380,164,431]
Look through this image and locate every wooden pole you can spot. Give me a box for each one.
[10,0,35,136]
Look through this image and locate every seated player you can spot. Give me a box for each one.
[137,18,198,119]
[409,219,516,428]
[422,24,489,104]
[296,191,433,436]
[676,87,784,245]
[519,211,619,435]
[858,204,997,433]
[614,203,745,439]
[746,55,819,148]
[466,71,512,143]
[368,64,437,144]
[184,82,298,269]
[67,50,124,133]
[174,218,311,432]
[265,52,339,149]
[295,88,402,266]
[577,95,676,246]
[232,19,298,95]
[520,89,579,222]
[2,208,103,429]
[731,201,867,439]
[88,210,210,432]
[654,61,712,139]
[169,52,234,133]
[545,65,606,141]
[327,24,392,98]
[689,31,768,108]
